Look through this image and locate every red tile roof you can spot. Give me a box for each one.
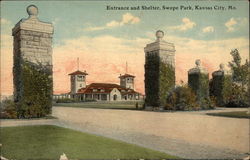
[77,83,138,94]
[68,70,88,76]
[119,73,135,78]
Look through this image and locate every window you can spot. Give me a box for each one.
[77,76,84,81]
[93,89,97,92]
[80,84,82,87]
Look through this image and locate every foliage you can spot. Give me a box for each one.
[0,125,177,159]
[144,53,175,108]
[165,85,199,110]
[55,98,97,103]
[53,101,144,110]
[188,73,209,101]
[229,49,249,88]
[188,72,214,109]
[55,98,78,103]
[209,74,231,106]
[159,61,175,106]
[17,60,53,118]
[0,99,17,119]
[224,49,250,107]
[223,83,249,107]
[144,52,160,107]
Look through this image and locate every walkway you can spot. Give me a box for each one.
[1,107,249,159]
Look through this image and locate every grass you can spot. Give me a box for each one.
[53,101,144,110]
[207,111,250,119]
[0,125,177,159]
[0,115,57,120]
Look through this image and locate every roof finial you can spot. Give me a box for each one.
[77,57,79,71]
[126,61,128,74]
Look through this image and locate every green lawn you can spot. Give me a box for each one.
[207,111,250,119]
[0,125,177,159]
[53,101,144,110]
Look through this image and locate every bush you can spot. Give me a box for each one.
[223,83,249,107]
[0,99,17,119]
[56,98,77,103]
[165,85,200,111]
[165,85,215,111]
[55,98,97,103]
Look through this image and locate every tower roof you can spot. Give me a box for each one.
[119,73,135,78]
[68,70,88,76]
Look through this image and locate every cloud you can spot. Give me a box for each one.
[1,18,11,25]
[1,32,249,95]
[51,35,149,94]
[169,35,249,83]
[168,18,196,31]
[84,13,140,31]
[225,17,248,32]
[225,18,237,32]
[202,26,214,33]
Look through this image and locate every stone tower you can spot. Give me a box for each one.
[69,70,88,96]
[210,63,232,106]
[188,59,209,104]
[12,5,53,117]
[144,30,175,109]
[119,74,135,89]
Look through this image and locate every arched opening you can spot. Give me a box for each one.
[113,94,117,101]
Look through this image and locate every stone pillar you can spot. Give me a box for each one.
[12,5,53,117]
[144,30,175,109]
[188,60,209,104]
[210,64,232,106]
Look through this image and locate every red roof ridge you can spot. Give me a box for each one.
[68,70,88,75]
[119,73,135,78]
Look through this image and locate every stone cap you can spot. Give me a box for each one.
[144,31,175,52]
[156,30,164,41]
[212,63,232,76]
[12,5,53,35]
[188,59,208,74]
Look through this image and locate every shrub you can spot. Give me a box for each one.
[223,83,249,107]
[165,85,199,111]
[55,98,97,103]
[165,84,215,111]
[56,98,77,103]
[0,99,17,119]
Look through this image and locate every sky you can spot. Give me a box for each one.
[1,0,249,96]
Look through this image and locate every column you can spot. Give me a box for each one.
[144,30,175,109]
[12,5,53,118]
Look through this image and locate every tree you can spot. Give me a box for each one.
[229,49,249,89]
[227,49,249,107]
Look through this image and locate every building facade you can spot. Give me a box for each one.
[67,71,140,101]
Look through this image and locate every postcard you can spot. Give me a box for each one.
[0,0,249,160]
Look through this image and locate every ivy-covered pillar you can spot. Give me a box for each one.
[144,30,175,110]
[12,5,54,118]
[188,60,210,108]
[210,64,232,106]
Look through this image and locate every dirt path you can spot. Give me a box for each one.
[52,107,249,159]
[1,107,249,159]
